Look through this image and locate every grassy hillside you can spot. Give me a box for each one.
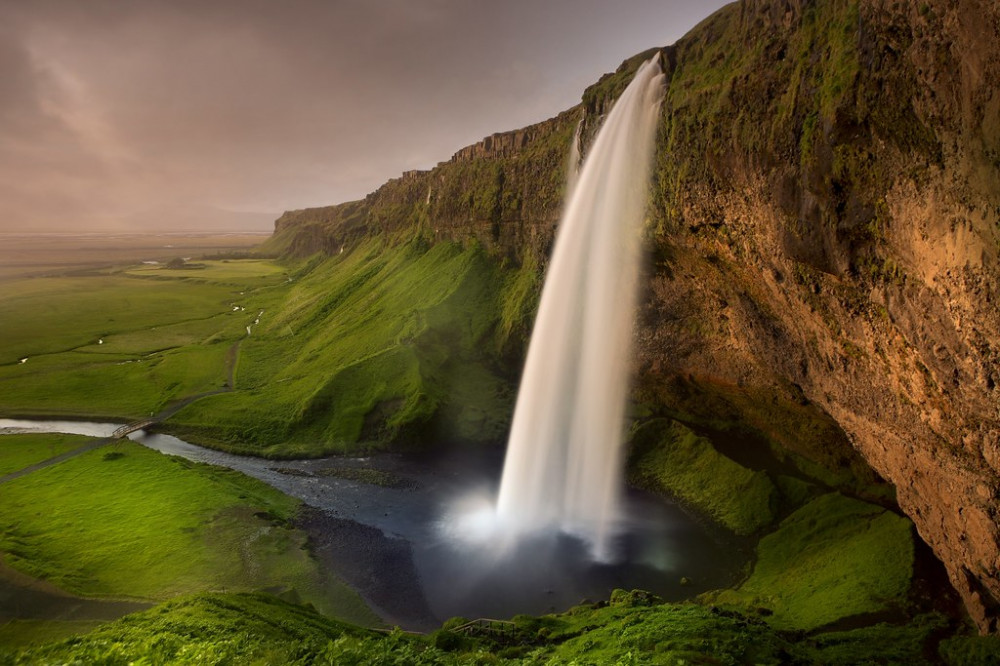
[0,247,538,456]
[167,237,536,456]
[705,492,915,631]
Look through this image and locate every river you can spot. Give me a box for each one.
[0,419,747,630]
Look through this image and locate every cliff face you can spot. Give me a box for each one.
[637,0,1000,632]
[268,108,581,262]
[269,0,1000,632]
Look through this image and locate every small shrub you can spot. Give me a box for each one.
[610,589,662,608]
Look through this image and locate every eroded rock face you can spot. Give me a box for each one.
[636,0,1000,632]
[270,0,1000,631]
[268,108,581,261]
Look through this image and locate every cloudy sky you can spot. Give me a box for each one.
[0,0,729,232]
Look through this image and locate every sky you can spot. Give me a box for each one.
[0,0,729,232]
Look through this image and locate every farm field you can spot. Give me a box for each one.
[0,259,289,420]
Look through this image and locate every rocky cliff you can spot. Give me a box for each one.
[268,0,1000,632]
[269,107,581,262]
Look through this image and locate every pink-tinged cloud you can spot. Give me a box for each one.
[0,0,729,232]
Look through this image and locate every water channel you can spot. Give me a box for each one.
[0,419,747,630]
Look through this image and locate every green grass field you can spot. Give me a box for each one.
[0,260,290,420]
[0,435,376,627]
[0,246,530,455]
[123,259,288,285]
[0,433,90,475]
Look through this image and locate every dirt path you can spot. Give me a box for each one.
[0,438,115,485]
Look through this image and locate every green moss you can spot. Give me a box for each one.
[706,492,915,631]
[774,473,819,510]
[940,633,1000,665]
[628,419,777,535]
[2,593,368,665]
[168,238,514,455]
[496,253,541,352]
[4,591,957,665]
[800,110,820,165]
[530,602,789,665]
[792,614,948,665]
[640,376,890,499]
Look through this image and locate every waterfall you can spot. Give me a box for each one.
[565,120,583,197]
[495,55,665,560]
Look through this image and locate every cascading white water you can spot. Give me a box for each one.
[495,55,666,560]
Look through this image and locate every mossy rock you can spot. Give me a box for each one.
[628,418,778,534]
[704,492,916,631]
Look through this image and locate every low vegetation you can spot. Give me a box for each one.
[4,590,982,665]
[166,239,523,456]
[1,593,365,665]
[2,426,967,663]
[0,261,287,420]
[704,492,916,630]
[0,436,376,626]
[628,418,778,535]
[0,433,90,475]
[0,247,530,456]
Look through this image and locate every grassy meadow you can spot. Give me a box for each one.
[0,433,90,475]
[0,260,289,420]
[0,242,534,455]
[0,435,377,628]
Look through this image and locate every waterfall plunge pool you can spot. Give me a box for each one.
[0,419,748,630]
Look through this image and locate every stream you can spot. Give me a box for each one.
[0,419,747,630]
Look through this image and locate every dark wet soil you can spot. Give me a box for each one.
[295,507,439,631]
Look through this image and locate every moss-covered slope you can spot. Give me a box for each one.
[168,237,539,456]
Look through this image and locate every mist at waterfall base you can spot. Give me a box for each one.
[434,54,672,605]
